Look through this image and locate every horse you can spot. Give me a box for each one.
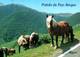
[46,15,74,48]
[5,48,15,56]
[17,32,39,53]
[29,32,39,48]
[17,35,30,53]
[0,47,15,57]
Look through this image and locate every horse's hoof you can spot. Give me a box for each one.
[53,46,59,49]
[29,46,35,48]
[53,46,57,49]
[50,44,54,47]
[29,46,32,48]
[56,46,60,48]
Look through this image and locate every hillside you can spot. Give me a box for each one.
[0,4,69,43]
[66,12,80,26]
[55,13,72,17]
[0,4,47,43]
[0,4,36,19]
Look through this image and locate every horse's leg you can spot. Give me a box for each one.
[70,26,74,42]
[29,41,31,48]
[29,40,34,48]
[19,45,21,53]
[70,30,74,42]
[27,40,29,48]
[4,48,7,57]
[34,38,38,47]
[68,33,70,42]
[50,34,54,47]
[66,32,70,42]
[29,38,32,48]
[61,35,64,44]
[56,35,58,48]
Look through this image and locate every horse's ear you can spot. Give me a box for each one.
[46,14,48,17]
[52,15,54,18]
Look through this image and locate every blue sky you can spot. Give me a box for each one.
[0,0,80,13]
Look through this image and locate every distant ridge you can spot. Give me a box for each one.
[66,12,80,26]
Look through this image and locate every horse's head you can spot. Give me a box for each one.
[17,35,28,47]
[46,15,54,20]
[46,15,54,28]
[46,14,54,18]
[5,48,16,55]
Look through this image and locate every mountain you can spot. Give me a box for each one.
[0,4,47,43]
[66,12,80,26]
[55,13,72,17]
[54,15,67,21]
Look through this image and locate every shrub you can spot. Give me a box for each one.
[38,34,51,45]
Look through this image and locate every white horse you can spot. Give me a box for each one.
[17,35,30,53]
[17,32,39,53]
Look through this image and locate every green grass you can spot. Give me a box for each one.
[10,44,56,57]
[0,41,57,57]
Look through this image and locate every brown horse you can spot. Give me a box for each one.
[5,48,15,56]
[0,47,15,57]
[17,32,39,53]
[46,15,74,48]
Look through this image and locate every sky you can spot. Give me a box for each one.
[0,0,80,13]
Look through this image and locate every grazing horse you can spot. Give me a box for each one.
[29,32,39,48]
[5,48,15,56]
[17,35,30,53]
[46,15,74,48]
[0,47,15,57]
[17,32,39,53]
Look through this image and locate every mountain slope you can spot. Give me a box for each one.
[0,4,35,19]
[66,12,80,26]
[0,4,47,43]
